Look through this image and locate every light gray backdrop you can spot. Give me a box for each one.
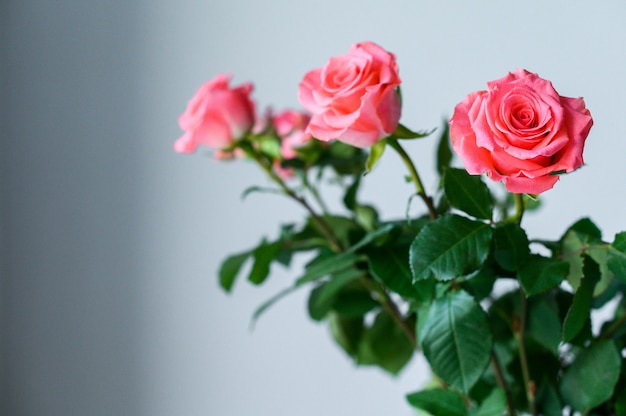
[3,1,626,415]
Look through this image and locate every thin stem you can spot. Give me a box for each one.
[248,147,343,253]
[600,312,626,340]
[491,352,515,416]
[302,172,330,214]
[516,287,537,416]
[387,139,437,220]
[361,277,416,347]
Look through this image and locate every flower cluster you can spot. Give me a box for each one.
[175,42,626,416]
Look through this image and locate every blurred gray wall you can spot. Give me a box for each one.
[2,1,626,416]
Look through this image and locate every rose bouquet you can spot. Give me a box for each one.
[175,41,626,415]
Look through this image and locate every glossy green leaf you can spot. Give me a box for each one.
[493,223,530,272]
[296,252,366,285]
[410,214,493,282]
[342,175,361,211]
[330,288,379,318]
[527,296,561,354]
[476,388,506,416]
[443,168,493,220]
[365,242,430,301]
[560,340,621,412]
[364,139,386,174]
[251,285,300,326]
[536,380,563,416]
[328,313,363,357]
[436,121,452,176]
[218,250,251,292]
[418,290,492,393]
[518,255,568,296]
[607,231,626,282]
[312,268,364,307]
[357,310,414,374]
[562,256,601,342]
[406,388,467,416]
[248,241,282,285]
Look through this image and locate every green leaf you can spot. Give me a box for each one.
[607,231,626,282]
[418,290,492,393]
[562,256,601,342]
[346,223,395,253]
[406,388,467,416]
[567,217,602,239]
[357,310,414,374]
[364,139,386,174]
[330,288,379,318]
[342,175,361,211]
[248,240,282,285]
[518,255,568,296]
[410,214,493,282]
[392,123,435,139]
[476,388,506,416]
[311,268,364,308]
[443,168,493,220]
[493,223,530,272]
[240,185,283,200]
[560,340,621,412]
[328,313,363,357]
[251,285,300,326]
[296,252,366,286]
[436,121,452,176]
[561,230,586,290]
[527,296,561,354]
[218,250,252,292]
[366,242,431,301]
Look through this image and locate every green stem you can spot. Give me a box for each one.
[490,352,515,416]
[516,287,537,416]
[247,144,343,253]
[513,193,526,225]
[600,312,626,340]
[302,173,330,214]
[387,139,437,220]
[361,277,417,348]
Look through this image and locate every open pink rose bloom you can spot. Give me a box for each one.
[449,69,593,194]
[298,41,401,148]
[174,74,255,153]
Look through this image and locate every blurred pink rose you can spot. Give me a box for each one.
[449,69,593,194]
[272,110,312,159]
[298,41,401,148]
[174,74,255,153]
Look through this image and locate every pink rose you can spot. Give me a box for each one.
[449,69,593,194]
[298,41,402,148]
[272,110,312,159]
[174,74,255,153]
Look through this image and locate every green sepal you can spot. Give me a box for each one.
[364,138,386,174]
[392,123,435,139]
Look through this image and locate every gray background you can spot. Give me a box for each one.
[3,1,626,415]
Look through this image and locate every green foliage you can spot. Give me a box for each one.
[418,290,492,393]
[208,117,626,415]
[410,214,493,282]
[406,388,467,416]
